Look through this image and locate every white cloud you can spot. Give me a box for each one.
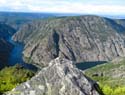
[0,0,125,15]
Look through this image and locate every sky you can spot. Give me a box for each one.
[0,0,125,15]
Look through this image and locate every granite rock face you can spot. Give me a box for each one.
[13,16,125,67]
[6,58,102,95]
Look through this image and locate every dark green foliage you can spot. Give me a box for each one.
[0,64,35,94]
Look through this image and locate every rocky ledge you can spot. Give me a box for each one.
[5,58,103,95]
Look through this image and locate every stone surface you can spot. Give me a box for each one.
[12,16,125,67]
[5,58,103,95]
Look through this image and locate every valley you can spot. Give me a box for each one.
[13,16,125,67]
[0,12,125,95]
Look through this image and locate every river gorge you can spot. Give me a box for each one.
[7,37,38,71]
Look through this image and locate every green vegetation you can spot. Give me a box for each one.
[85,58,125,95]
[0,64,35,94]
[101,85,125,95]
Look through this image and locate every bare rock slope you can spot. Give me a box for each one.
[13,16,125,67]
[6,58,103,95]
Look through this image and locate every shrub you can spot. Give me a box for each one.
[102,85,113,95]
[100,84,125,95]
[0,64,35,94]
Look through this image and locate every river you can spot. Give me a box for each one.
[8,37,38,71]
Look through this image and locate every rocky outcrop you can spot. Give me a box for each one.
[6,58,103,95]
[13,15,125,67]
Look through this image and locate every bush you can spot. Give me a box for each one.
[102,85,113,95]
[0,64,35,94]
[113,87,125,95]
[100,84,125,95]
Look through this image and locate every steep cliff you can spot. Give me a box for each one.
[13,15,125,67]
[6,58,103,95]
[0,39,13,69]
[0,23,16,69]
[0,23,16,39]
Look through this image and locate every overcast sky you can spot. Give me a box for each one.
[0,0,125,15]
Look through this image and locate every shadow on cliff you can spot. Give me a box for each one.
[76,61,107,70]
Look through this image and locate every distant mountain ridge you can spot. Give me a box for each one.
[12,15,125,67]
[0,12,81,30]
[0,12,58,30]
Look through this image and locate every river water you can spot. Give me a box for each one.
[8,37,38,71]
